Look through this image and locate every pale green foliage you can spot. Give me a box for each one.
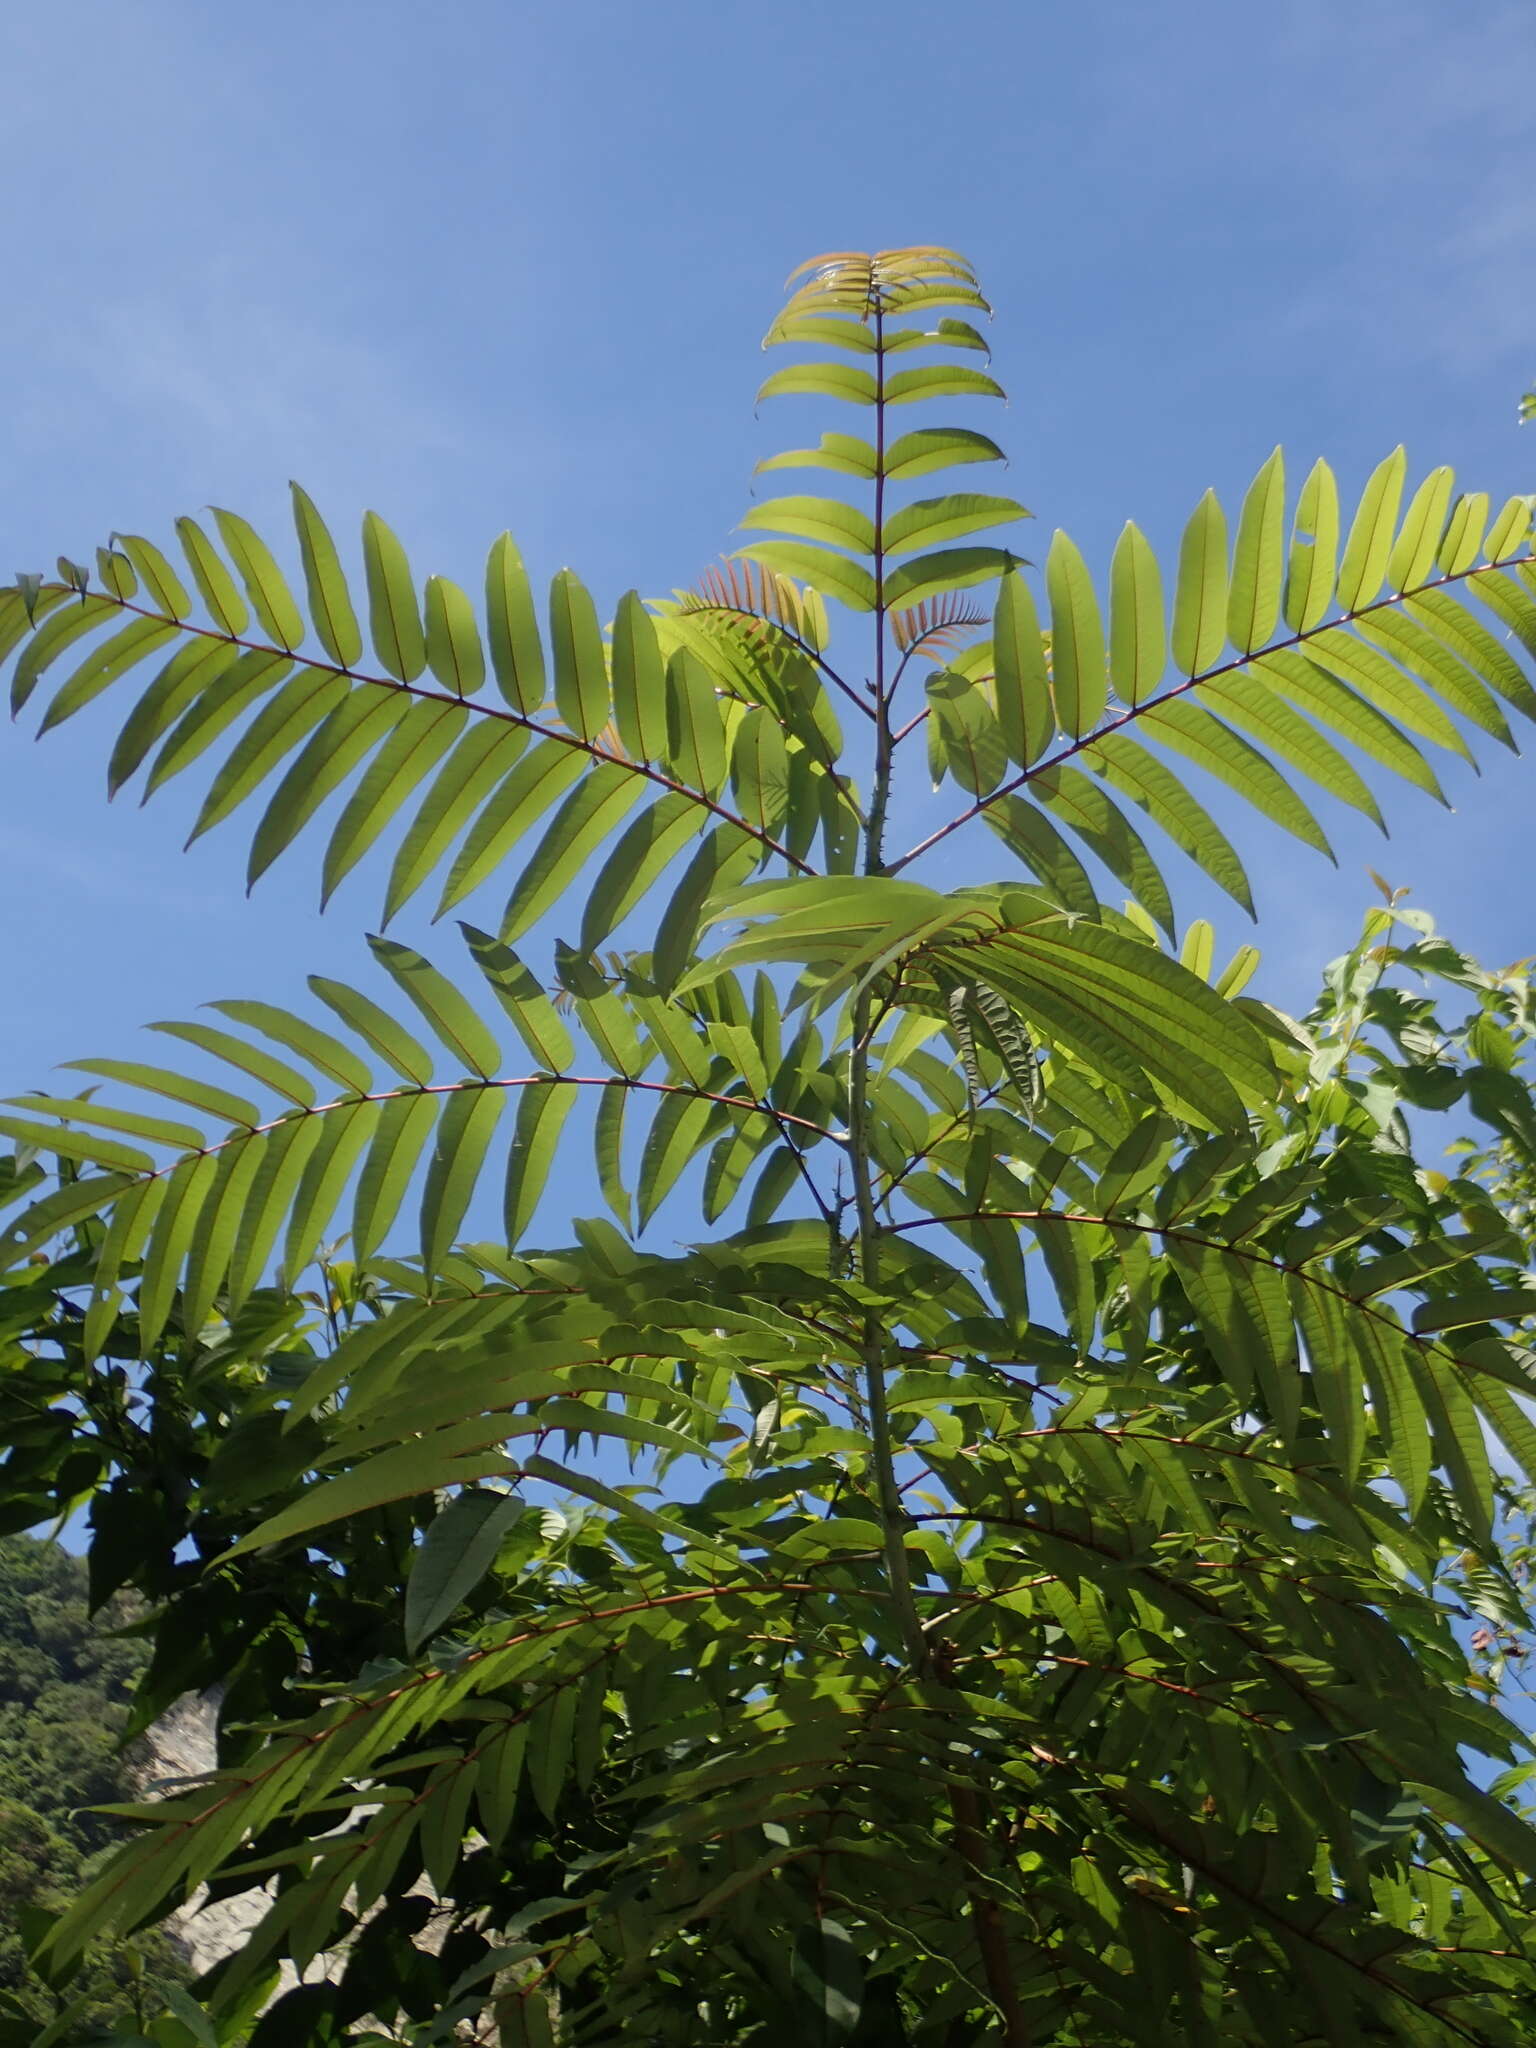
[4,249,1536,2044]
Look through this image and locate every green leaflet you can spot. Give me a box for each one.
[729,709,793,839]
[882,544,1018,610]
[60,1055,259,1128]
[1197,674,1384,825]
[405,1489,524,1654]
[37,617,180,733]
[1171,489,1229,677]
[982,795,1101,918]
[247,689,410,886]
[926,670,1008,796]
[765,314,878,353]
[0,1113,152,1175]
[882,364,1005,405]
[320,697,468,906]
[10,595,118,715]
[1407,586,1536,720]
[1283,457,1340,634]
[881,426,1005,479]
[1109,522,1165,707]
[1046,530,1106,737]
[610,589,668,761]
[1387,465,1454,594]
[1082,735,1254,915]
[206,1001,371,1096]
[1226,446,1284,655]
[421,1084,505,1274]
[184,670,351,842]
[213,506,305,650]
[1356,610,1512,748]
[107,637,241,795]
[504,1082,575,1242]
[226,1113,325,1309]
[290,484,362,669]
[6,1092,204,1153]
[461,926,575,1069]
[499,761,647,942]
[310,975,434,1083]
[1253,651,1446,802]
[1438,491,1488,575]
[1031,765,1177,938]
[549,566,610,742]
[360,510,425,683]
[664,649,729,796]
[143,648,294,798]
[175,515,249,636]
[733,540,877,613]
[437,737,588,917]
[757,362,877,406]
[486,532,546,713]
[992,569,1055,766]
[382,718,530,923]
[1137,699,1334,856]
[149,1017,316,1106]
[352,1090,439,1259]
[881,493,1029,556]
[367,936,502,1077]
[1337,446,1406,612]
[227,1423,525,1554]
[755,430,879,478]
[115,534,191,619]
[740,496,876,555]
[424,574,486,697]
[651,823,762,992]
[594,1080,631,1232]
[1303,627,1473,760]
[282,1097,378,1282]
[638,1087,719,1228]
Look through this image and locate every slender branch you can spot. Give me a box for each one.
[890,548,1536,873]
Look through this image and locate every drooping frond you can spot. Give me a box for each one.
[903,465,1536,933]
[0,499,857,941]
[0,933,852,1355]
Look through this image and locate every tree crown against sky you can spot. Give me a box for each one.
[2,243,1536,2044]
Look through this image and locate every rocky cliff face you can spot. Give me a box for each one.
[135,1692,456,2009]
[134,1690,294,1980]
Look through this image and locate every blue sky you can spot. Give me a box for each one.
[3,0,1535,1174]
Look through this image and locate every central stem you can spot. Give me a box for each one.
[850,300,926,1670]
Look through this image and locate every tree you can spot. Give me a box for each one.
[4,245,1536,2043]
[0,1535,190,2039]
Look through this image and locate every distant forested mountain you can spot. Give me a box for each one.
[0,1534,187,2039]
